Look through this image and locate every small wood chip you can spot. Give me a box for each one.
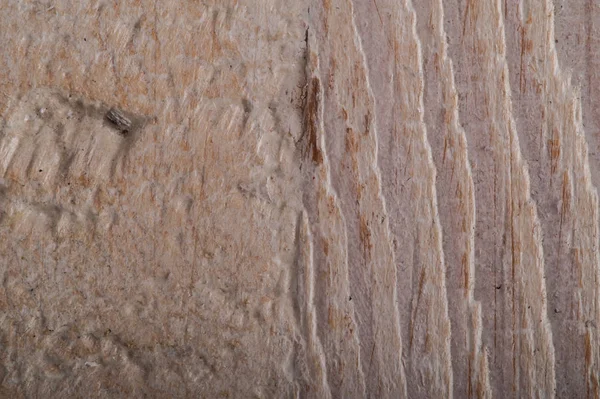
[105,108,132,134]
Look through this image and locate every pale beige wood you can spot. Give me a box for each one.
[0,0,598,398]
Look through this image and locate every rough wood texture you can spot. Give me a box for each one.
[0,0,598,397]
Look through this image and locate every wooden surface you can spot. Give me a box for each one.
[0,0,598,397]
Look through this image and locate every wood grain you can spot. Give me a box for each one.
[0,0,598,397]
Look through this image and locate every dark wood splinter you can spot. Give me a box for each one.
[106,108,132,134]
